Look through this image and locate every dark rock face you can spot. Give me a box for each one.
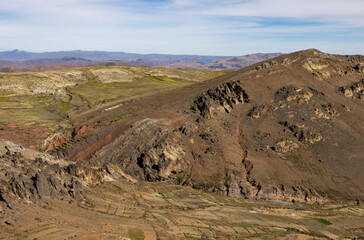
[193,81,249,119]
[354,63,364,73]
[0,142,111,208]
[0,144,102,209]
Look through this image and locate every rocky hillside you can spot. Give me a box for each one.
[86,49,364,204]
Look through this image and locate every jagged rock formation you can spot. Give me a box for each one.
[0,140,114,209]
[0,145,80,208]
[192,80,250,119]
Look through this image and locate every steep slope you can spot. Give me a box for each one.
[87,49,364,203]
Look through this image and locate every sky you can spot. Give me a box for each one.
[0,0,363,55]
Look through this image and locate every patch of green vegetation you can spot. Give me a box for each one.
[237,223,252,228]
[148,76,167,84]
[57,101,72,116]
[164,189,183,198]
[313,218,333,225]
[85,83,113,87]
[210,220,226,226]
[161,76,183,84]
[0,99,20,102]
[147,75,183,84]
[129,228,144,240]
[37,95,50,99]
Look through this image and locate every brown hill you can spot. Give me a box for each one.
[47,49,363,204]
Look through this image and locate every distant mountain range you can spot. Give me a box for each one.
[163,53,283,70]
[0,50,283,71]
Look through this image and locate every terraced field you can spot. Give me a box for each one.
[1,181,363,240]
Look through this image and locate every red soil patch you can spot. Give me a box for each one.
[0,124,51,149]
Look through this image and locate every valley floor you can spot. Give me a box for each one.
[1,181,363,240]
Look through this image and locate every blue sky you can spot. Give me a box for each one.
[0,0,363,55]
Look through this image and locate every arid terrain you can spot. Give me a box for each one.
[0,49,363,239]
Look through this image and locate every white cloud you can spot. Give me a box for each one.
[0,0,363,54]
[202,0,364,26]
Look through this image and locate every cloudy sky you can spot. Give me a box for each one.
[0,0,363,55]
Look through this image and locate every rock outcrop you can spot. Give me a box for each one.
[339,79,364,101]
[0,149,84,209]
[91,119,192,182]
[0,140,114,209]
[193,80,249,118]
